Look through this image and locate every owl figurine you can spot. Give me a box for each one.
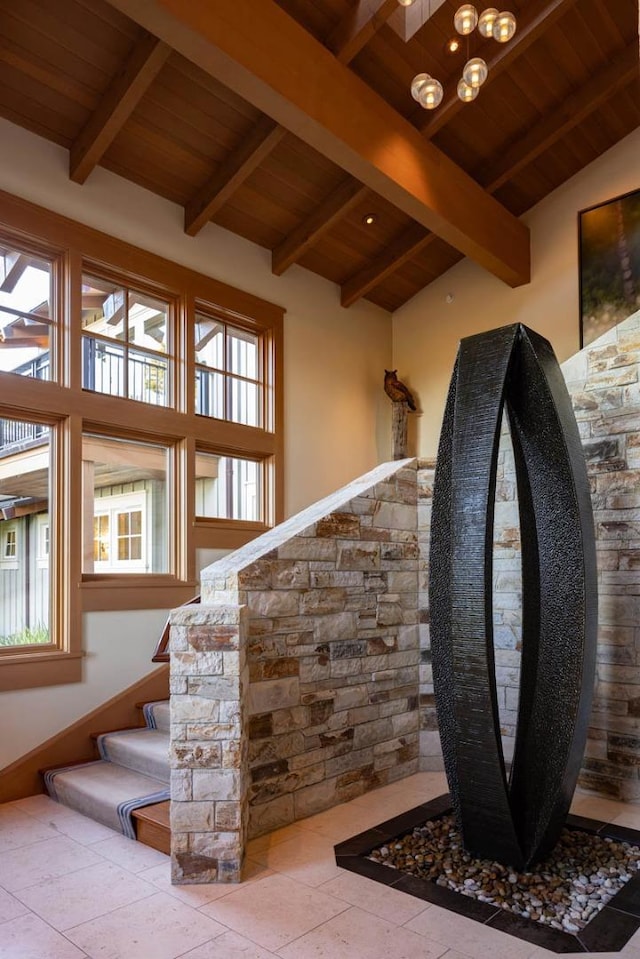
[384,369,416,411]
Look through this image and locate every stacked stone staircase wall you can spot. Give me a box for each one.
[169,458,420,883]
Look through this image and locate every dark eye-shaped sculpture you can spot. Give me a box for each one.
[429,323,597,869]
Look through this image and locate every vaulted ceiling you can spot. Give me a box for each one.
[0,0,638,311]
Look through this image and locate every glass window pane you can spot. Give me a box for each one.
[195,452,261,521]
[0,418,50,646]
[128,292,168,353]
[82,337,126,397]
[228,376,260,427]
[0,247,52,379]
[81,276,126,341]
[82,276,172,407]
[128,350,168,406]
[227,327,258,378]
[195,316,224,369]
[83,434,169,574]
[195,368,224,418]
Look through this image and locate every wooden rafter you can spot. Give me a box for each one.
[109,0,529,287]
[478,39,640,194]
[184,117,286,237]
[69,31,171,184]
[272,180,369,276]
[341,223,433,308]
[184,0,392,238]
[419,0,577,137]
[328,0,399,64]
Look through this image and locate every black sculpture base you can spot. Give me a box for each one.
[334,795,640,954]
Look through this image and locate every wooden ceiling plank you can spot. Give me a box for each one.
[478,39,640,194]
[107,0,530,288]
[69,30,171,184]
[0,36,96,111]
[272,180,369,275]
[184,117,287,236]
[341,222,433,307]
[419,0,578,137]
[328,0,399,64]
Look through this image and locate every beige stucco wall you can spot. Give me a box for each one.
[393,126,640,458]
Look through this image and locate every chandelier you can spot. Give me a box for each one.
[404,3,517,110]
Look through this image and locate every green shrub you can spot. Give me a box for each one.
[0,623,50,646]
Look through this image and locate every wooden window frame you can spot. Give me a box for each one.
[0,190,284,689]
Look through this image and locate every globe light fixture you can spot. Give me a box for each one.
[454,4,478,35]
[493,10,517,41]
[457,78,479,102]
[477,7,499,37]
[462,56,488,88]
[411,72,444,110]
[405,4,517,108]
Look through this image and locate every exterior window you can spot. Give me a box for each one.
[0,245,53,381]
[117,509,142,561]
[195,451,262,521]
[37,518,49,569]
[4,528,16,558]
[93,515,109,563]
[82,434,169,574]
[0,417,50,646]
[195,313,262,426]
[81,274,172,407]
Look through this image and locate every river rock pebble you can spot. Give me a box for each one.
[367,815,640,933]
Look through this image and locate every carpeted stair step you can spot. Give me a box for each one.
[44,761,169,838]
[96,727,170,783]
[142,700,170,732]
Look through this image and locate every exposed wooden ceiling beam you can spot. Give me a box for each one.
[272,180,369,276]
[184,2,387,238]
[70,31,171,184]
[328,0,399,64]
[419,0,577,137]
[184,117,286,237]
[107,0,530,288]
[478,39,640,194]
[341,223,434,307]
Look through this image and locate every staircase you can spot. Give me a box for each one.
[43,700,171,854]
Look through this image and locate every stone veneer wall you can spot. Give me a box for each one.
[418,310,640,801]
[170,458,420,883]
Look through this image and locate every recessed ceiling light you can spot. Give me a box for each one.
[446,37,461,54]
[363,214,377,226]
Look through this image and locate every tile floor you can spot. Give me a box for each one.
[3,772,640,958]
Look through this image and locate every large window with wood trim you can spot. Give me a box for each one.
[0,192,283,690]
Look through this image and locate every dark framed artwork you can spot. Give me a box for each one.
[579,187,640,348]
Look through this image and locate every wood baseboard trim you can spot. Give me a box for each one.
[0,665,169,802]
